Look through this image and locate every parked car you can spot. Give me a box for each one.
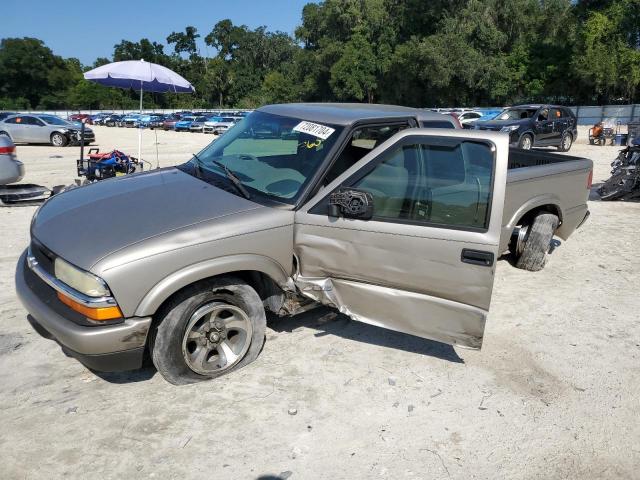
[162,115,181,131]
[0,114,95,146]
[0,135,24,184]
[92,113,113,126]
[103,114,124,127]
[454,111,483,128]
[136,115,154,128]
[175,116,198,132]
[203,116,237,135]
[189,116,210,133]
[123,114,141,128]
[148,115,166,129]
[68,113,91,124]
[15,103,591,384]
[473,104,578,151]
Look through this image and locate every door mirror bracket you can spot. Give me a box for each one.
[328,188,374,220]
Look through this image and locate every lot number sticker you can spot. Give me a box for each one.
[293,121,335,140]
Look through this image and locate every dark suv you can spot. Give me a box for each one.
[473,104,577,151]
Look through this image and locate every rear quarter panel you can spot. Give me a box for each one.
[501,157,592,252]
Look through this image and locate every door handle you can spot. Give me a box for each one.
[461,249,494,267]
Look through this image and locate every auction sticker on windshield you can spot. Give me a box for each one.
[293,121,335,140]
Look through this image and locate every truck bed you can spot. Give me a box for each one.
[500,148,592,253]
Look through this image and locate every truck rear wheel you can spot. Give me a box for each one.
[150,277,266,385]
[514,212,559,272]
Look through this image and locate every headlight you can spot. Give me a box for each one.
[54,257,110,297]
[500,125,520,132]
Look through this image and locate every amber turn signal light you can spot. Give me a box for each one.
[57,292,123,321]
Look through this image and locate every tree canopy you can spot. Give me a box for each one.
[1,0,638,110]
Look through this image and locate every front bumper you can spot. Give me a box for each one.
[15,249,151,372]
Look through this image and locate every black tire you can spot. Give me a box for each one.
[515,213,559,271]
[518,134,533,150]
[557,132,573,152]
[50,132,68,147]
[150,277,266,385]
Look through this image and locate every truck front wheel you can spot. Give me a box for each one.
[514,212,559,272]
[150,277,266,385]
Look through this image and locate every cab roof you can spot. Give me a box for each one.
[258,103,453,127]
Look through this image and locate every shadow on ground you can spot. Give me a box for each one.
[267,307,464,364]
[498,238,562,267]
[89,303,465,385]
[92,366,157,384]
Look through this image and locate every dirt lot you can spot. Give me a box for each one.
[1,125,639,479]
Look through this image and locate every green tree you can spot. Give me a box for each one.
[0,37,76,108]
[167,26,200,57]
[330,31,378,102]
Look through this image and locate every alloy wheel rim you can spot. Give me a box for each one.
[522,137,532,149]
[563,136,571,149]
[181,302,252,375]
[52,134,63,146]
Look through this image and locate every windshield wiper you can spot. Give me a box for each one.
[191,153,203,178]
[210,159,251,199]
[193,153,251,199]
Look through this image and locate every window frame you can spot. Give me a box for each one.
[298,118,417,206]
[308,134,497,234]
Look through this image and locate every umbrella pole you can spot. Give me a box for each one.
[138,85,142,163]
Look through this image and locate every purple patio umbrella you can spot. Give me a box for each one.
[84,59,195,162]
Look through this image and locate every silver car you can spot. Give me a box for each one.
[189,116,209,133]
[203,116,236,134]
[0,114,95,147]
[0,135,24,184]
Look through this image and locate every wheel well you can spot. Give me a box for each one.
[515,204,561,228]
[152,270,285,321]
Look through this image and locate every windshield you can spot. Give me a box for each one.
[494,108,539,121]
[182,111,343,204]
[39,115,72,126]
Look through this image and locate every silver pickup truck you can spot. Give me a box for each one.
[15,103,592,384]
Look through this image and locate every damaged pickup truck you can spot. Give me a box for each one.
[15,103,592,384]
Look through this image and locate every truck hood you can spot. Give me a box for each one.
[31,167,262,270]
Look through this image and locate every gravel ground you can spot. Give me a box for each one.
[1,125,639,479]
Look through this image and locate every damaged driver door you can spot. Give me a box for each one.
[293,129,508,349]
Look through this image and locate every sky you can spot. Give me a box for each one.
[3,0,313,65]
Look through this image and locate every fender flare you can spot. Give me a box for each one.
[0,130,13,141]
[517,130,536,145]
[506,194,563,232]
[134,254,292,317]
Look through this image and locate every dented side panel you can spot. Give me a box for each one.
[296,276,486,348]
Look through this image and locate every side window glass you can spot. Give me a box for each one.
[352,144,419,219]
[351,140,494,229]
[550,108,562,119]
[425,141,493,229]
[324,123,408,185]
[5,117,18,124]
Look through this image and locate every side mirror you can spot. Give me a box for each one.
[328,188,374,220]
